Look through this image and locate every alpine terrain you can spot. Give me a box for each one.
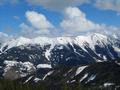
[0,33,120,89]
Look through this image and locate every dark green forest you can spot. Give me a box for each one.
[0,79,116,90]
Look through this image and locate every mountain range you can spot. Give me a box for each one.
[0,33,120,89]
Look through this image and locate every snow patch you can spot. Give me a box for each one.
[24,76,34,84]
[80,73,88,82]
[86,74,96,83]
[34,77,41,83]
[75,66,87,76]
[37,64,52,69]
[43,71,54,80]
[104,83,115,87]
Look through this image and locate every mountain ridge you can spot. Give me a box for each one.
[0,33,120,89]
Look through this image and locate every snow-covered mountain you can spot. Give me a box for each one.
[0,33,120,86]
[0,33,120,63]
[0,33,112,51]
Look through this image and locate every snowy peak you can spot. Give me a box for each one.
[1,33,110,49]
[56,37,73,44]
[91,33,108,45]
[12,37,31,46]
[1,37,31,51]
[0,32,119,62]
[33,37,53,45]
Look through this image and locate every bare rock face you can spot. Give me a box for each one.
[3,61,36,80]
[4,66,20,80]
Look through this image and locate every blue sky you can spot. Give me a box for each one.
[0,0,120,37]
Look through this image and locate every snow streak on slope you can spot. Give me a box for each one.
[80,73,88,82]
[37,64,52,69]
[42,71,54,80]
[75,66,87,76]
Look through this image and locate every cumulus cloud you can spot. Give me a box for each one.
[0,0,120,39]
[95,0,120,13]
[20,23,52,38]
[60,7,99,34]
[26,11,54,29]
[20,11,59,38]
[20,7,120,37]
[60,7,120,36]
[22,8,98,37]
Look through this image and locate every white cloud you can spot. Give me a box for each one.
[93,24,120,38]
[26,0,89,11]
[19,11,60,38]
[21,8,98,37]
[60,7,98,34]
[26,0,120,13]
[20,23,52,38]
[20,8,120,37]
[95,0,120,13]
[26,11,54,29]
[1,0,120,13]
[60,7,120,36]
[0,1,120,38]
